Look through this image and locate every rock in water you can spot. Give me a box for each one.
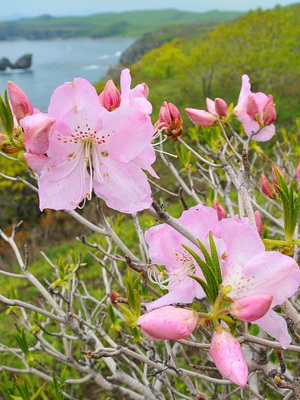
[0,57,12,71]
[12,54,32,69]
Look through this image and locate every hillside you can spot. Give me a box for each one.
[0,9,243,40]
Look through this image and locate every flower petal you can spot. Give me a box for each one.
[132,146,159,178]
[101,107,154,163]
[48,77,104,136]
[38,150,90,211]
[255,309,291,349]
[93,157,152,213]
[24,153,49,175]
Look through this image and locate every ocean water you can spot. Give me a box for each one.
[0,38,134,110]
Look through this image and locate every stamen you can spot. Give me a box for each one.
[147,264,195,290]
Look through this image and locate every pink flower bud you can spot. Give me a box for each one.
[7,81,33,122]
[260,174,277,199]
[20,113,55,155]
[214,98,228,117]
[138,306,198,340]
[263,95,276,125]
[296,163,300,181]
[185,108,217,127]
[272,165,284,186]
[213,200,227,220]
[99,79,121,111]
[159,102,183,141]
[229,294,273,322]
[245,95,259,119]
[254,210,263,235]
[209,328,248,387]
[110,291,119,303]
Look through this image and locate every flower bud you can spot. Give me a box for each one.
[7,81,33,122]
[20,113,55,155]
[213,200,227,220]
[185,108,217,127]
[272,165,284,186]
[214,98,228,117]
[229,294,273,322]
[296,163,300,181]
[209,328,248,387]
[260,174,277,199]
[138,306,198,340]
[99,79,121,111]
[110,291,119,303]
[263,95,276,125]
[159,102,183,141]
[254,210,263,235]
[245,95,259,119]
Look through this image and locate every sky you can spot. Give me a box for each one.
[1,0,299,19]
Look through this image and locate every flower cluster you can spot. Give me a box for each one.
[7,69,157,213]
[138,205,300,386]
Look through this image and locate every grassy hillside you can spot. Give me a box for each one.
[0,9,243,39]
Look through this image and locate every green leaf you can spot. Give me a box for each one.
[0,91,14,136]
[188,274,214,305]
[183,245,219,302]
[208,232,222,285]
[30,384,45,400]
[13,330,29,356]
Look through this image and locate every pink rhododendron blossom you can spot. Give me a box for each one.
[145,205,223,311]
[138,306,198,340]
[209,328,248,387]
[145,206,300,348]
[20,71,157,213]
[229,294,273,322]
[215,217,300,348]
[7,81,33,122]
[185,97,227,128]
[234,75,276,141]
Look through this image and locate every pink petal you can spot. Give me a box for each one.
[20,113,54,155]
[206,97,216,114]
[132,146,159,178]
[179,205,219,236]
[38,150,90,211]
[120,68,131,106]
[129,83,152,115]
[215,217,265,277]
[255,309,291,349]
[185,108,217,127]
[48,77,104,136]
[101,107,154,163]
[226,251,300,307]
[92,157,152,213]
[237,74,251,105]
[145,278,204,311]
[24,153,49,175]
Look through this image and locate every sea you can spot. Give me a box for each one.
[0,38,134,111]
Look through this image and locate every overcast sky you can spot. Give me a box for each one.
[1,0,299,18]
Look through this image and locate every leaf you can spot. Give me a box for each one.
[208,232,222,285]
[31,384,45,400]
[188,274,214,305]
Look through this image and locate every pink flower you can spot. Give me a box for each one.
[7,81,33,122]
[209,328,248,387]
[138,306,198,340]
[234,75,276,141]
[229,294,273,322]
[145,206,300,348]
[185,97,228,128]
[145,205,223,311]
[22,72,156,213]
[216,217,300,348]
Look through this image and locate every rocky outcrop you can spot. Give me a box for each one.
[120,33,165,65]
[12,54,32,69]
[0,57,12,70]
[0,54,32,70]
